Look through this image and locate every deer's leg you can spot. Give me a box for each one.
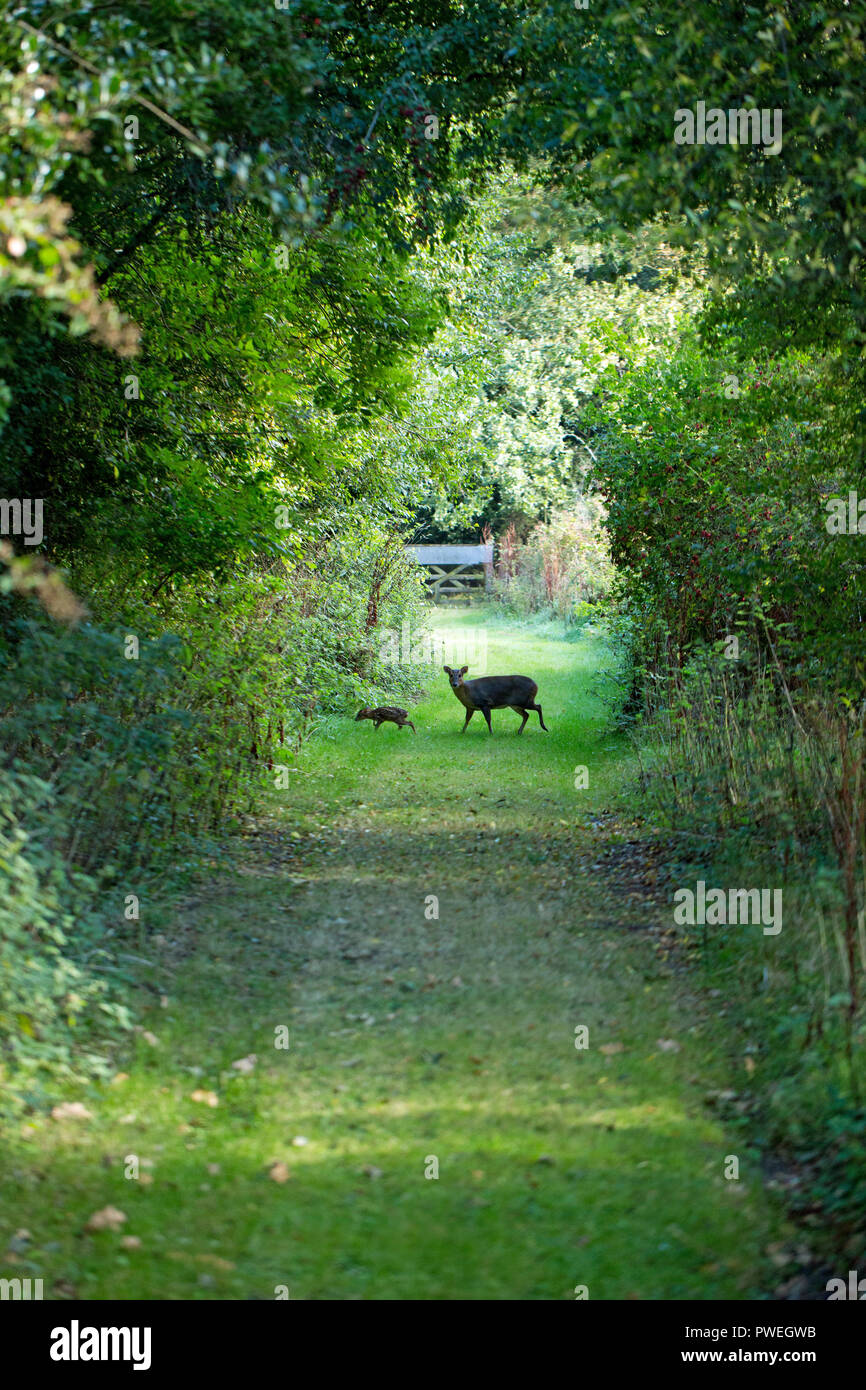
[508,700,528,733]
[481,706,493,733]
[407,721,416,733]
[461,708,474,732]
[531,702,549,732]
[511,700,530,733]
[373,719,382,730]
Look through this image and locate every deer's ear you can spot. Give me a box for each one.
[443,665,452,674]
[459,665,469,675]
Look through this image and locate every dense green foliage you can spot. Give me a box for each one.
[1,0,530,1100]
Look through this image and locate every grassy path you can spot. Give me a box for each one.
[2,613,789,1299]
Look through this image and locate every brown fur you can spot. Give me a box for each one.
[443,664,548,734]
[355,705,416,732]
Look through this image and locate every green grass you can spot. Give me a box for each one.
[0,612,790,1299]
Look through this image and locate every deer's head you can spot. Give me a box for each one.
[443,665,469,690]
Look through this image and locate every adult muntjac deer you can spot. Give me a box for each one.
[443,665,549,734]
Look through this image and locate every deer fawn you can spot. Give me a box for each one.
[443,665,549,734]
[355,705,416,732]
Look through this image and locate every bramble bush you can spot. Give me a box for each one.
[0,767,132,1111]
[491,504,613,621]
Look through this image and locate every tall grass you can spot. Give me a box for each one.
[491,503,614,621]
[628,625,866,1228]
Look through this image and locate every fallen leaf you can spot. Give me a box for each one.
[168,1251,234,1270]
[231,1054,257,1074]
[51,1102,93,1121]
[195,1254,234,1271]
[85,1206,127,1232]
[121,1236,142,1250]
[599,1043,624,1056]
[657,1039,681,1053]
[269,1162,291,1183]
[190,1090,219,1107]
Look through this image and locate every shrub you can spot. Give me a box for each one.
[491,503,613,620]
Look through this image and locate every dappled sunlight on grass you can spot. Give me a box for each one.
[0,615,787,1299]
